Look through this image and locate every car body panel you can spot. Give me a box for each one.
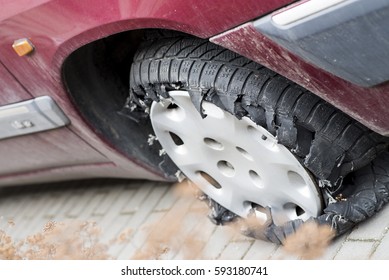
[0,61,132,185]
[211,22,389,136]
[0,61,116,184]
[0,128,108,177]
[0,0,293,185]
[0,0,50,21]
[254,0,389,87]
[0,61,32,105]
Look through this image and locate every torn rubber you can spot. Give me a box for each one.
[206,197,238,226]
[128,31,389,244]
[129,33,388,186]
[252,151,389,244]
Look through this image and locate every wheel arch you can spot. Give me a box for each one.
[61,29,185,180]
[52,0,293,178]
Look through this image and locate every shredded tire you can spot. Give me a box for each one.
[260,151,389,244]
[127,32,389,243]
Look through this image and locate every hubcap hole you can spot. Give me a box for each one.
[284,203,306,217]
[288,171,307,188]
[169,132,184,146]
[249,203,269,224]
[198,171,222,189]
[296,205,305,216]
[204,137,224,150]
[249,170,263,188]
[167,103,179,109]
[236,147,254,161]
[217,160,235,177]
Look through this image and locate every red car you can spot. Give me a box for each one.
[1,0,389,243]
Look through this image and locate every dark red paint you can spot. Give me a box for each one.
[211,23,389,136]
[0,0,292,185]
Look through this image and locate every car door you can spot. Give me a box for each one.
[0,59,110,180]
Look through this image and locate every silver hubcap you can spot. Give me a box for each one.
[150,91,322,225]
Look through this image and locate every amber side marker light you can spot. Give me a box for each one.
[12,38,35,56]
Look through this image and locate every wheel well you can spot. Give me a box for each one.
[62,29,178,180]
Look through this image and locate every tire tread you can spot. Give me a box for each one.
[129,33,388,183]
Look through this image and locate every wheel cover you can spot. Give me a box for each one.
[150,91,322,225]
